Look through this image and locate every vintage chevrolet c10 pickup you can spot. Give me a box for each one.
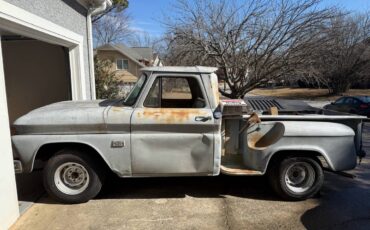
[12,66,366,203]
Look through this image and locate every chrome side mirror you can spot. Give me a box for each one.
[213,111,222,119]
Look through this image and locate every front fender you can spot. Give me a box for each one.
[12,134,132,176]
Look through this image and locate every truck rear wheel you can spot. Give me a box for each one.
[43,150,104,204]
[269,157,324,201]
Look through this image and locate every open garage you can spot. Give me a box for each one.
[2,35,72,125]
[0,13,86,230]
[1,31,74,214]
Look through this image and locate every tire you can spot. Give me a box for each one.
[268,157,324,201]
[43,149,104,204]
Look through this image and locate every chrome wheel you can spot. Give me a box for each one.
[284,162,315,194]
[54,162,90,195]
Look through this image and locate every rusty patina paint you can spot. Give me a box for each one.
[247,132,264,149]
[247,122,285,149]
[137,108,208,123]
[220,165,262,175]
[111,106,123,112]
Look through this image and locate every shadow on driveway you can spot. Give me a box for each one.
[37,174,281,204]
[301,163,370,230]
[301,124,370,230]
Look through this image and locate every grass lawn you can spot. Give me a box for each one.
[248,88,370,101]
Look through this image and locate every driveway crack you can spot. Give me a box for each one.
[223,196,232,230]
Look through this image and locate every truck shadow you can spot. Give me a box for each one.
[37,174,280,204]
[301,125,370,229]
[98,174,278,201]
[300,157,370,229]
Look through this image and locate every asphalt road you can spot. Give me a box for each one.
[11,126,370,230]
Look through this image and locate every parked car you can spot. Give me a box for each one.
[12,66,366,203]
[324,96,370,117]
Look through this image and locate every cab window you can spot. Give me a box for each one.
[144,76,206,108]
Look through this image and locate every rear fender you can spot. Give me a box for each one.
[243,121,357,173]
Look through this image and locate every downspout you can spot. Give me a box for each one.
[86,0,112,100]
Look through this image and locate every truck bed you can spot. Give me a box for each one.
[220,113,364,176]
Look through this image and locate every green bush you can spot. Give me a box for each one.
[94,57,120,99]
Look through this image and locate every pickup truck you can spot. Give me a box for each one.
[12,66,366,203]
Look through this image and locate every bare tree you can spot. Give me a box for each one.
[163,0,335,98]
[93,12,132,47]
[309,13,370,94]
[127,31,167,56]
[127,31,153,47]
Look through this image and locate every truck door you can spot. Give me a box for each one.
[131,74,216,175]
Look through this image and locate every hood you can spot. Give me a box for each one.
[13,100,120,134]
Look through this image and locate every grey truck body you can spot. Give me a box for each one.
[12,66,365,177]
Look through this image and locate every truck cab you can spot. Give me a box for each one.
[12,66,365,203]
[126,67,220,176]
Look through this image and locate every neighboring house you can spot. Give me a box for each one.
[0,0,110,228]
[95,44,163,89]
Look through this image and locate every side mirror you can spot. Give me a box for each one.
[213,111,222,119]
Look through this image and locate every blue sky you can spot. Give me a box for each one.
[126,0,370,37]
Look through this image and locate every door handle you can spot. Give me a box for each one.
[195,116,212,122]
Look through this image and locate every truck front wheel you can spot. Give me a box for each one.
[269,157,324,201]
[43,150,104,204]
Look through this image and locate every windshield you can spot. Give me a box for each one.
[123,74,147,106]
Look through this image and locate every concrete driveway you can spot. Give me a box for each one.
[11,126,370,230]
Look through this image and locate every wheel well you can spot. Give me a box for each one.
[35,143,111,172]
[267,150,329,171]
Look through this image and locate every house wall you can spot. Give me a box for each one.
[2,40,71,124]
[97,50,141,82]
[0,37,19,230]
[3,0,92,99]
[0,1,94,228]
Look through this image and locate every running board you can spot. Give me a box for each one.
[220,165,263,176]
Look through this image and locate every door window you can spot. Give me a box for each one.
[144,78,160,107]
[144,77,206,108]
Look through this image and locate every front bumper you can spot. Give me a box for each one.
[14,160,23,174]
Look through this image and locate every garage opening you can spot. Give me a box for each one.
[1,30,72,210]
[2,34,71,125]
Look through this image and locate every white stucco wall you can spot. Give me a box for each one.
[3,0,93,99]
[0,0,95,228]
[0,39,19,230]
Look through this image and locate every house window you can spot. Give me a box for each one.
[117,59,128,70]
